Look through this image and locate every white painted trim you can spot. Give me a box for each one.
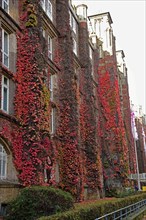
[0,144,7,179]
[2,29,9,68]
[2,0,9,13]
[48,35,52,60]
[1,75,9,113]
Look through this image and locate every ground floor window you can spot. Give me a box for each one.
[0,144,7,179]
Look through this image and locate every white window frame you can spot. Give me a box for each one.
[48,35,52,60]
[99,45,103,58]
[0,144,7,179]
[49,74,54,101]
[42,29,45,38]
[2,0,9,13]
[89,46,93,60]
[41,0,52,21]
[1,75,9,113]
[2,29,9,68]
[46,0,52,20]
[70,12,77,34]
[73,38,77,55]
[50,108,55,134]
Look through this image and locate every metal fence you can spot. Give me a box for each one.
[95,199,146,220]
[129,173,146,181]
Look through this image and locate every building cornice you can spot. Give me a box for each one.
[0,7,21,32]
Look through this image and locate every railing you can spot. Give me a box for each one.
[129,173,146,181]
[95,199,146,220]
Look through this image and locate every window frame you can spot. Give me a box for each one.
[70,12,77,34]
[2,28,9,68]
[49,74,54,101]
[99,45,103,59]
[46,0,52,20]
[1,75,9,113]
[0,144,7,179]
[2,0,9,13]
[73,38,77,55]
[41,0,53,21]
[89,46,93,60]
[73,17,77,34]
[48,35,52,60]
[50,108,55,134]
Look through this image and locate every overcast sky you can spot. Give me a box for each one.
[73,0,146,114]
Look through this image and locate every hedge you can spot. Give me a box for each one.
[38,193,146,220]
[5,186,74,220]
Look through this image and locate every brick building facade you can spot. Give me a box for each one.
[0,0,145,211]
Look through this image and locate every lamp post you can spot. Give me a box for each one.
[134,137,141,190]
[131,108,141,190]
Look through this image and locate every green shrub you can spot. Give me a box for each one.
[105,187,138,198]
[5,186,74,220]
[38,193,146,220]
[114,187,137,198]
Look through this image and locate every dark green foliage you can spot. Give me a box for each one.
[105,187,137,198]
[5,186,74,220]
[38,193,146,220]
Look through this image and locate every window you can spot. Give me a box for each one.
[50,108,55,134]
[41,0,52,21]
[73,38,77,55]
[2,29,9,68]
[48,35,52,60]
[42,29,45,38]
[89,46,93,60]
[1,76,9,113]
[109,29,112,46]
[46,1,52,20]
[2,0,9,13]
[99,45,103,58]
[70,12,77,34]
[49,74,54,101]
[0,144,7,179]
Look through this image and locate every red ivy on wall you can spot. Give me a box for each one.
[98,69,130,188]
[13,0,54,186]
[79,68,103,191]
[55,17,83,198]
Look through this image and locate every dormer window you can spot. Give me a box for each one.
[2,0,9,13]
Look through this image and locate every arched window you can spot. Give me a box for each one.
[0,144,7,179]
